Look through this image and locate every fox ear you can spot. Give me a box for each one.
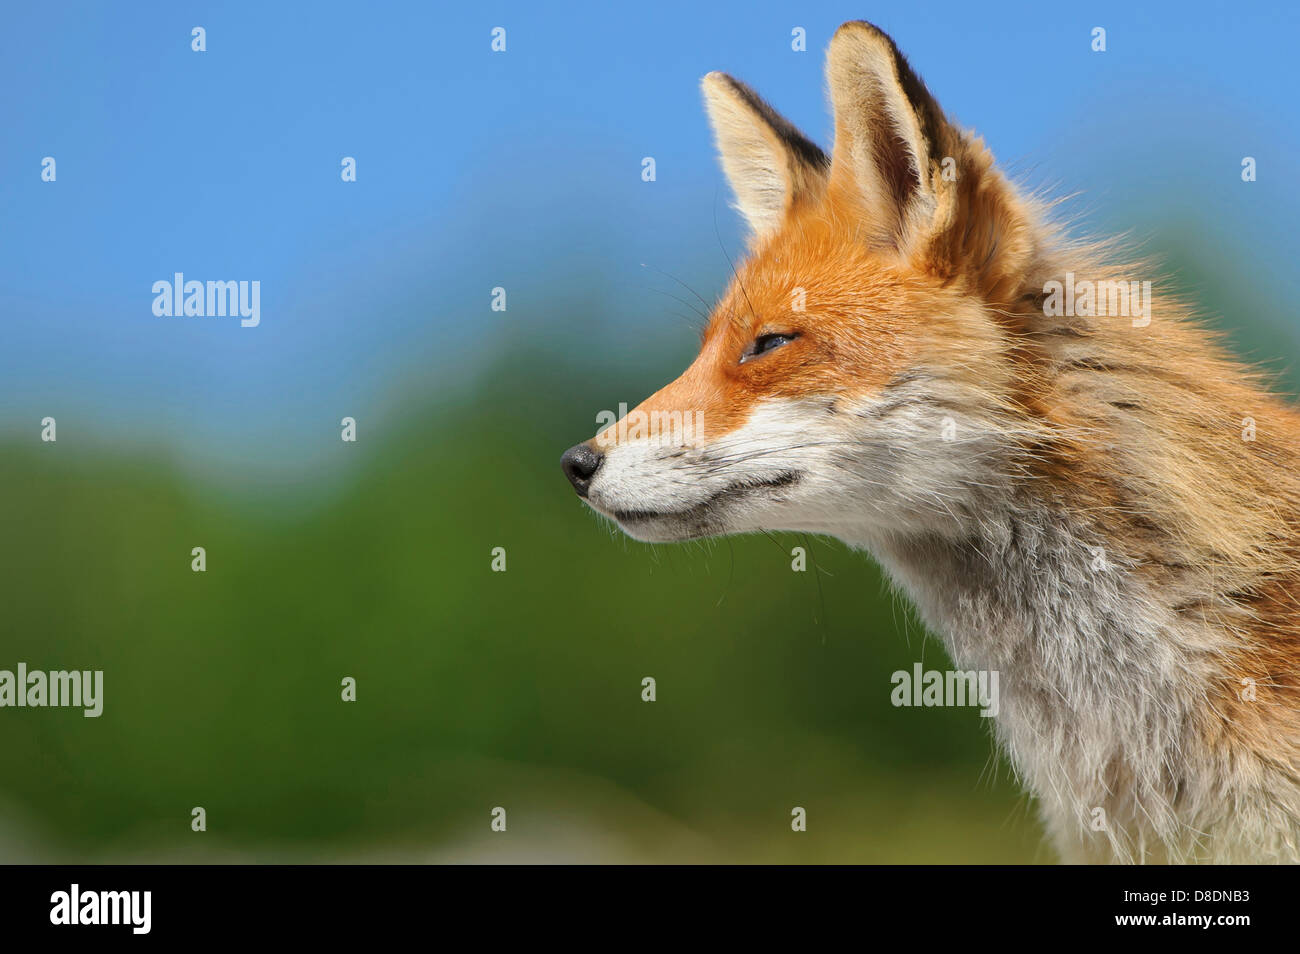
[701,71,829,243]
[825,21,954,250]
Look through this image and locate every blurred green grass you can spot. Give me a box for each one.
[0,346,1046,863]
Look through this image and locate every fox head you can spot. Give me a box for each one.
[562,21,1047,547]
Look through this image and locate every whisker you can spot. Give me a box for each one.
[640,262,714,318]
[714,190,758,330]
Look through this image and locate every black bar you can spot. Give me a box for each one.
[0,864,1281,940]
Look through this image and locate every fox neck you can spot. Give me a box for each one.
[847,494,1244,862]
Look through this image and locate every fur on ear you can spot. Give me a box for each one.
[824,21,954,249]
[701,71,829,243]
[824,21,1036,300]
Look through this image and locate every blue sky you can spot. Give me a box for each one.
[2,1,1297,480]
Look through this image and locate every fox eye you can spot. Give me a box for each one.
[740,332,797,364]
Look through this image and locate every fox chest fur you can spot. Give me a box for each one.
[870,498,1297,863]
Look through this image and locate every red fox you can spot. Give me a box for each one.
[561,21,1300,863]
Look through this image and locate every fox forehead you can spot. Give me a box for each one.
[710,210,921,355]
[625,214,958,436]
[722,217,956,384]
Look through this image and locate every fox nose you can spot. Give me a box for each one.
[561,443,604,497]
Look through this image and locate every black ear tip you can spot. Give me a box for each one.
[833,20,908,61]
[836,20,891,43]
[703,71,754,102]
